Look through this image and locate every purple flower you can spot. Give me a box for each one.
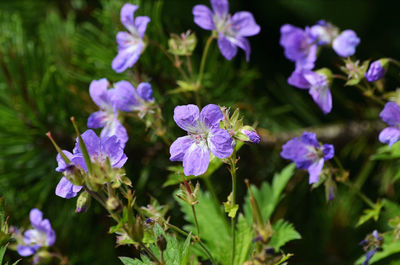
[379,102,400,147]
[87,78,128,147]
[170,104,234,176]
[55,150,82,199]
[241,129,260,144]
[193,0,260,61]
[112,4,150,73]
[280,24,317,70]
[112,81,154,118]
[309,20,338,46]
[365,60,387,82]
[72,129,128,172]
[17,209,56,257]
[360,230,383,265]
[281,132,334,184]
[332,30,360,57]
[288,69,332,114]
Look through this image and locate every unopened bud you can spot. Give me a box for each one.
[106,197,119,211]
[132,216,144,243]
[76,191,90,213]
[156,234,167,251]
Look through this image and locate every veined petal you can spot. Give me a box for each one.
[305,72,332,114]
[231,11,260,37]
[101,135,127,168]
[379,102,400,126]
[55,177,82,199]
[301,132,319,147]
[173,104,200,132]
[112,43,143,73]
[87,111,108,129]
[170,136,193,161]
[116,31,135,50]
[218,34,238,60]
[332,30,360,57]
[56,150,74,172]
[208,127,233,158]
[211,0,229,17]
[137,82,154,101]
[89,78,111,110]
[379,127,400,147]
[113,80,139,112]
[234,37,251,61]
[135,16,151,38]
[308,158,324,184]
[193,5,215,31]
[288,68,312,89]
[73,129,101,157]
[71,155,87,172]
[322,144,334,160]
[183,142,210,176]
[200,104,223,128]
[29,209,43,228]
[120,3,139,32]
[100,117,129,147]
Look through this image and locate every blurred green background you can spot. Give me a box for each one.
[1,0,400,264]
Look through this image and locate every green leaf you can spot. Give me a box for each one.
[244,163,296,225]
[269,219,301,251]
[371,141,400,160]
[224,192,239,218]
[0,244,6,264]
[180,232,192,265]
[11,260,21,265]
[119,256,151,265]
[356,201,384,227]
[233,215,253,265]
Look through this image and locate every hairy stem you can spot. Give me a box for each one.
[229,148,238,265]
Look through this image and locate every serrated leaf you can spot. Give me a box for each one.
[244,163,296,225]
[269,219,301,251]
[356,201,384,227]
[119,256,151,265]
[233,215,253,265]
[224,192,239,218]
[180,232,192,265]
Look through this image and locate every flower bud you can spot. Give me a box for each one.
[156,234,167,251]
[168,31,197,56]
[132,216,144,243]
[365,59,388,82]
[76,191,90,213]
[106,197,119,211]
[34,250,52,265]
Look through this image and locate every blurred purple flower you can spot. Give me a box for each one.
[309,20,338,46]
[170,104,234,176]
[281,132,334,184]
[379,102,400,147]
[332,30,360,57]
[360,230,383,265]
[87,78,128,147]
[288,69,332,114]
[365,60,386,82]
[17,209,56,257]
[280,24,317,70]
[55,150,82,199]
[193,0,260,61]
[112,3,150,73]
[112,81,154,118]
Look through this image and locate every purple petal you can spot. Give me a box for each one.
[87,111,108,129]
[362,249,377,265]
[56,150,74,172]
[135,16,150,38]
[74,129,100,156]
[46,229,56,246]
[211,0,229,17]
[113,80,139,112]
[100,118,129,147]
[193,5,215,31]
[301,132,320,147]
[89,78,111,110]
[29,209,43,228]
[116,32,134,50]
[322,144,334,160]
[295,44,317,70]
[17,245,39,256]
[170,136,193,161]
[101,135,127,168]
[218,34,238,60]
[207,127,234,158]
[55,177,82,199]
[120,3,139,32]
[183,142,210,176]
[137,82,154,101]
[231,11,260,37]
[235,37,251,62]
[281,138,310,168]
[71,155,87,172]
[304,72,332,114]
[112,43,143,73]
[173,104,200,132]
[379,127,400,147]
[365,60,386,82]
[308,158,324,184]
[379,102,400,126]
[199,104,223,128]
[242,130,261,144]
[332,30,360,57]
[288,68,312,89]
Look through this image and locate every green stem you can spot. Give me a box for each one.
[197,35,214,86]
[389,58,400,68]
[191,205,200,237]
[139,242,162,265]
[342,181,375,208]
[229,149,238,265]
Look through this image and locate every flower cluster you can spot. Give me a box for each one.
[379,102,400,147]
[15,209,56,263]
[193,0,260,61]
[280,20,360,114]
[281,132,334,184]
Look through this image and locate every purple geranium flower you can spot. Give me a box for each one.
[112,81,154,118]
[87,78,128,147]
[193,0,260,61]
[170,104,234,176]
[72,129,128,172]
[281,132,334,184]
[17,209,56,257]
[379,102,400,147]
[332,30,360,57]
[112,3,150,73]
[288,69,332,114]
[280,24,317,70]
[365,60,387,82]
[55,150,82,199]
